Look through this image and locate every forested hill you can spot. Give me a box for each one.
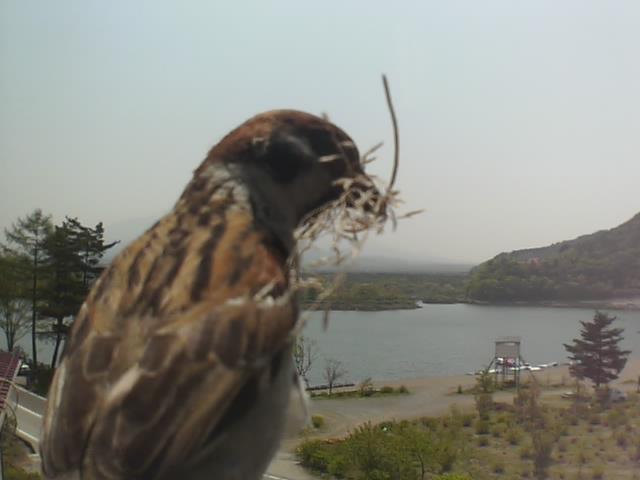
[467,212,640,302]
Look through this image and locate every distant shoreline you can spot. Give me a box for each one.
[303,298,640,312]
[466,298,640,311]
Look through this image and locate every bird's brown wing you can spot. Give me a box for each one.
[40,211,297,479]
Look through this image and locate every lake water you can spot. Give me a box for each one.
[301,304,640,385]
[4,305,639,385]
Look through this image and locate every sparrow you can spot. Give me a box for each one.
[40,110,376,480]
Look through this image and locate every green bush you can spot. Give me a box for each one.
[491,460,505,474]
[519,441,533,459]
[612,430,627,448]
[397,385,409,394]
[311,415,325,429]
[477,436,490,447]
[435,474,472,480]
[419,416,439,430]
[475,419,490,435]
[3,465,41,480]
[475,392,493,420]
[505,427,523,445]
[606,408,627,429]
[296,439,334,472]
[461,413,475,428]
[491,424,506,438]
[591,464,605,480]
[380,386,394,394]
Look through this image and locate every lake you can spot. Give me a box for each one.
[301,304,640,385]
[4,305,639,385]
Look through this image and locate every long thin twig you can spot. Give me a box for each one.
[382,74,399,193]
[289,74,415,335]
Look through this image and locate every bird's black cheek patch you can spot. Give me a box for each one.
[260,130,314,184]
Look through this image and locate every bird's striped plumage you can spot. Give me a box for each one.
[41,110,370,480]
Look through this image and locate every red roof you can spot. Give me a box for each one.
[0,351,21,410]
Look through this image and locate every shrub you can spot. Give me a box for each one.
[492,460,505,474]
[380,386,394,394]
[296,439,334,472]
[606,408,627,429]
[435,474,472,480]
[520,443,533,460]
[311,415,325,429]
[475,419,490,435]
[461,414,475,428]
[359,377,375,397]
[591,464,605,480]
[506,427,523,445]
[532,430,555,480]
[419,416,439,430]
[614,430,629,448]
[2,465,41,480]
[477,436,489,447]
[491,424,506,438]
[397,385,409,394]
[475,392,493,420]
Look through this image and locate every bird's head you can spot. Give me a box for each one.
[193,110,382,253]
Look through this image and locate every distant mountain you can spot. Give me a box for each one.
[467,212,640,302]
[103,214,470,274]
[318,255,472,274]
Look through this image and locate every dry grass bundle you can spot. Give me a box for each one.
[289,75,422,331]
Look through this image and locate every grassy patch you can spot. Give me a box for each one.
[299,390,640,479]
[311,385,410,399]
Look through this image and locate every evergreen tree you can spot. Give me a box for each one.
[0,252,31,351]
[563,311,630,388]
[41,222,85,367]
[64,217,118,288]
[40,217,118,367]
[3,209,53,367]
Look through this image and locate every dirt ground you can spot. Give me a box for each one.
[267,358,640,479]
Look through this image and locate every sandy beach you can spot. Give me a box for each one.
[267,358,640,479]
[308,358,640,438]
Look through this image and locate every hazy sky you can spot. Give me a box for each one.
[2,1,639,264]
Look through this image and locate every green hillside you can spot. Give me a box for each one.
[467,212,640,302]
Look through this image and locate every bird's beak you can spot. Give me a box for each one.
[343,175,386,217]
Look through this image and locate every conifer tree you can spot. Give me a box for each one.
[3,209,53,367]
[563,311,630,388]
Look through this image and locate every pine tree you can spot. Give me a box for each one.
[64,217,118,288]
[41,217,118,367]
[3,209,53,367]
[0,252,31,351]
[41,222,85,367]
[563,311,630,388]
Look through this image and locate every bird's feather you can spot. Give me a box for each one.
[41,182,296,479]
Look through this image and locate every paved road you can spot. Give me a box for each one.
[7,385,43,452]
[6,384,303,480]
